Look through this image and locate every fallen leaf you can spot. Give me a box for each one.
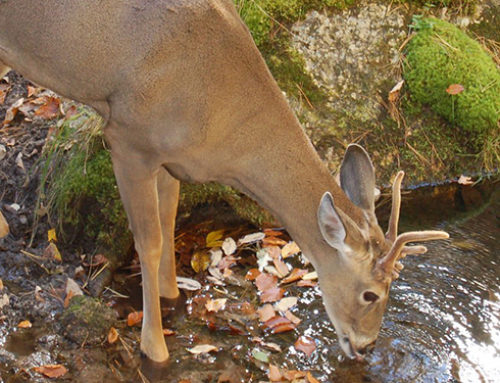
[280,268,308,284]
[222,237,237,255]
[187,344,218,354]
[272,322,296,333]
[255,273,277,292]
[285,310,302,325]
[127,311,143,326]
[273,257,289,278]
[245,268,261,281]
[191,250,211,273]
[0,279,3,291]
[63,290,75,308]
[268,364,283,382]
[34,96,60,119]
[388,79,404,103]
[3,98,23,125]
[65,278,83,298]
[297,280,317,288]
[258,304,276,322]
[163,329,175,336]
[275,297,298,313]
[446,83,464,95]
[33,364,68,378]
[264,229,284,237]
[206,229,225,248]
[284,370,307,380]
[210,249,223,268]
[205,298,227,313]
[262,236,288,247]
[251,348,269,363]
[15,152,24,171]
[108,327,119,344]
[261,287,284,303]
[302,271,318,280]
[257,248,273,270]
[281,242,301,258]
[458,175,474,185]
[217,255,238,270]
[47,228,57,242]
[0,294,9,309]
[18,320,32,328]
[43,242,62,262]
[83,253,108,267]
[307,371,320,383]
[177,276,202,291]
[263,315,293,330]
[238,232,265,245]
[294,336,316,357]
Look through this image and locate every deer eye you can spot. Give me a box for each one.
[362,291,379,303]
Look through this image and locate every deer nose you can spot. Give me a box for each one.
[357,340,376,356]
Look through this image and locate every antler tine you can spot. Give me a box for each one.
[401,245,427,257]
[378,230,449,275]
[386,171,405,242]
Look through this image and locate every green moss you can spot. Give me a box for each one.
[404,17,500,149]
[60,295,117,345]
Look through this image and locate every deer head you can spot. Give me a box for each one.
[316,144,448,360]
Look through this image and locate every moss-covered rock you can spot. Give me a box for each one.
[60,295,117,345]
[404,17,499,147]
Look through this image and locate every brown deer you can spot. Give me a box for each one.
[0,0,448,362]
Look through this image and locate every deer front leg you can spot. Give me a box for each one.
[0,62,10,79]
[111,151,169,363]
[157,168,180,299]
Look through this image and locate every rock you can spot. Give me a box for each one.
[59,295,117,345]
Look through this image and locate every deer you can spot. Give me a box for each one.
[0,0,448,363]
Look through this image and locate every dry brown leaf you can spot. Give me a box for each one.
[272,322,296,333]
[388,79,404,103]
[107,327,119,344]
[297,280,317,288]
[280,268,308,285]
[275,297,298,313]
[255,273,277,292]
[307,371,320,383]
[294,336,316,358]
[263,229,284,237]
[64,290,75,308]
[285,310,302,325]
[0,279,3,291]
[205,298,227,313]
[18,320,32,328]
[127,311,143,326]
[43,242,62,262]
[446,83,464,95]
[163,328,175,336]
[34,96,60,119]
[281,242,301,258]
[268,364,283,382]
[0,209,9,238]
[262,236,288,247]
[260,287,284,303]
[245,268,261,281]
[273,257,289,278]
[258,304,275,322]
[283,370,307,380]
[33,364,68,378]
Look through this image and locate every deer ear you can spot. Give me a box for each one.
[340,144,375,211]
[317,192,346,249]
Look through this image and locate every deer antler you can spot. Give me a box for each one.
[377,172,449,280]
[386,171,404,242]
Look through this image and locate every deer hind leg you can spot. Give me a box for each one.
[157,167,180,299]
[110,147,169,363]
